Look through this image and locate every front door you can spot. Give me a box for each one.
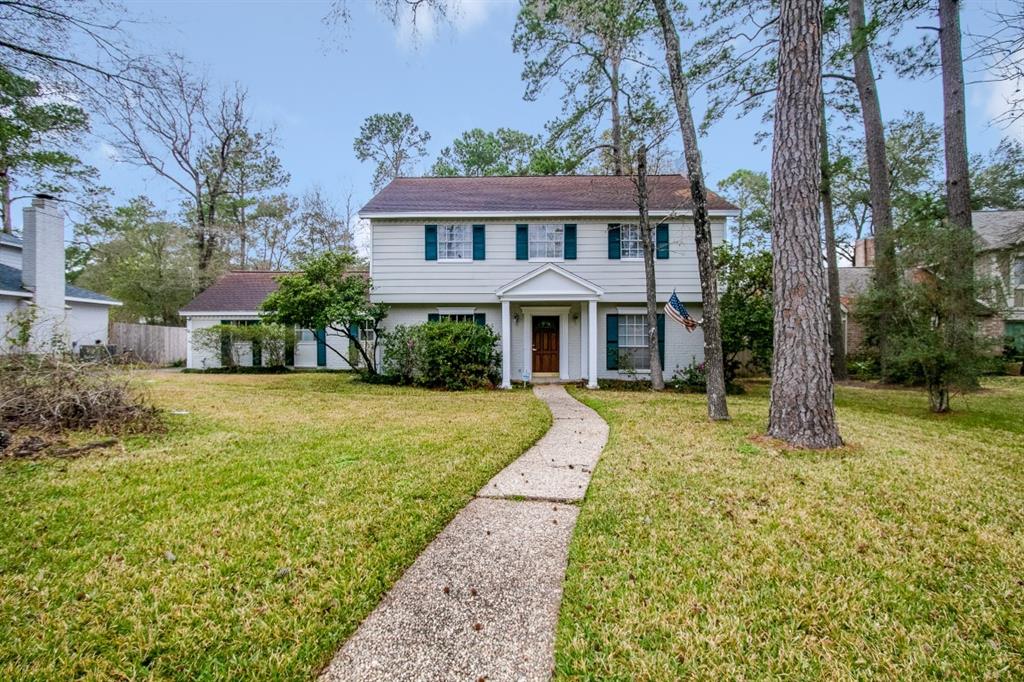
[532,316,560,374]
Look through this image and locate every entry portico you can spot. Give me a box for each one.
[496,263,602,389]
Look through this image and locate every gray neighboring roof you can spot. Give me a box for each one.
[360,175,739,216]
[0,232,22,248]
[838,267,873,300]
[974,210,1024,252]
[0,263,119,303]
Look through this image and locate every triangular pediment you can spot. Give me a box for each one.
[496,264,603,300]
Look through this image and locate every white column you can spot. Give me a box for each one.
[500,299,512,388]
[580,303,588,383]
[587,299,599,388]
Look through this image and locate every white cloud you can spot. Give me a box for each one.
[394,0,500,48]
[95,141,120,163]
[982,50,1024,137]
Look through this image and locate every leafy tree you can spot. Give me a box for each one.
[286,188,357,263]
[192,323,294,369]
[854,197,991,412]
[971,138,1024,210]
[73,198,196,325]
[430,128,573,177]
[716,245,773,378]
[513,0,657,175]
[0,66,92,232]
[220,130,290,268]
[353,112,430,191]
[718,169,771,251]
[260,252,385,374]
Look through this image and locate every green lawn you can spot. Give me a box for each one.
[0,372,549,680]
[558,378,1024,680]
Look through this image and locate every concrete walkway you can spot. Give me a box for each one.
[319,385,608,681]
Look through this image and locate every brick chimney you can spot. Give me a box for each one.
[21,195,67,345]
[853,237,876,267]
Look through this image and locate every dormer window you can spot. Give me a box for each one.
[438,224,472,261]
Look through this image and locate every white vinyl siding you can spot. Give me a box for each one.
[370,218,727,304]
[620,224,643,259]
[529,224,564,260]
[438,224,472,261]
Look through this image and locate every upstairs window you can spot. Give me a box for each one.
[529,224,564,260]
[618,314,650,370]
[1013,256,1024,287]
[620,224,643,259]
[438,224,472,261]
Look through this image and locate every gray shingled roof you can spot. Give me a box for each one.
[360,175,738,216]
[974,210,1024,252]
[180,271,290,313]
[838,267,873,300]
[0,232,22,248]
[0,263,118,303]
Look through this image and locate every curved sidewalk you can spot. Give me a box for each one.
[319,384,608,681]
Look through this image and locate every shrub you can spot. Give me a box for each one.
[192,322,294,368]
[381,321,500,390]
[669,360,745,395]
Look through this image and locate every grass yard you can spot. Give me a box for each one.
[0,371,549,680]
[558,378,1024,680]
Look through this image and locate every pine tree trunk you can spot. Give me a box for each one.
[768,0,843,448]
[848,0,897,368]
[652,0,729,420]
[821,106,848,380]
[939,0,976,372]
[610,54,624,177]
[637,144,665,390]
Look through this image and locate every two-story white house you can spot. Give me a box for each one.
[180,175,737,381]
[360,175,737,388]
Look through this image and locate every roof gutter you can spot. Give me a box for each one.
[359,209,741,220]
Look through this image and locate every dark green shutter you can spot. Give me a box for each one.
[427,313,440,323]
[474,313,486,326]
[473,224,486,260]
[564,224,577,260]
[315,328,327,367]
[219,320,232,366]
[608,225,621,259]
[656,224,669,259]
[348,322,360,368]
[516,224,529,260]
[425,225,438,260]
[657,313,665,368]
[251,337,262,367]
[606,313,619,370]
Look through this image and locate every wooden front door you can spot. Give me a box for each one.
[532,316,560,374]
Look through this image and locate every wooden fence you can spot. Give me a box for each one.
[109,322,187,366]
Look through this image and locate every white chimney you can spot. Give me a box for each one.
[22,195,67,347]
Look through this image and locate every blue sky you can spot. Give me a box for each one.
[82,0,1017,227]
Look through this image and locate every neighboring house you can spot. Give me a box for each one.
[974,210,1024,353]
[840,208,1024,355]
[360,175,737,388]
[0,196,121,353]
[180,271,368,370]
[181,175,737,381]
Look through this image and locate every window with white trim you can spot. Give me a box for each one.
[1013,257,1024,287]
[439,313,475,323]
[297,328,315,342]
[438,223,472,260]
[620,224,643,259]
[529,223,564,260]
[359,323,376,343]
[618,314,650,370]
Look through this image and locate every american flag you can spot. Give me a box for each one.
[666,289,699,332]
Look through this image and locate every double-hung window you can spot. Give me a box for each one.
[297,328,316,342]
[618,314,650,370]
[529,224,564,260]
[619,224,643,259]
[439,313,475,323]
[438,223,472,261]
